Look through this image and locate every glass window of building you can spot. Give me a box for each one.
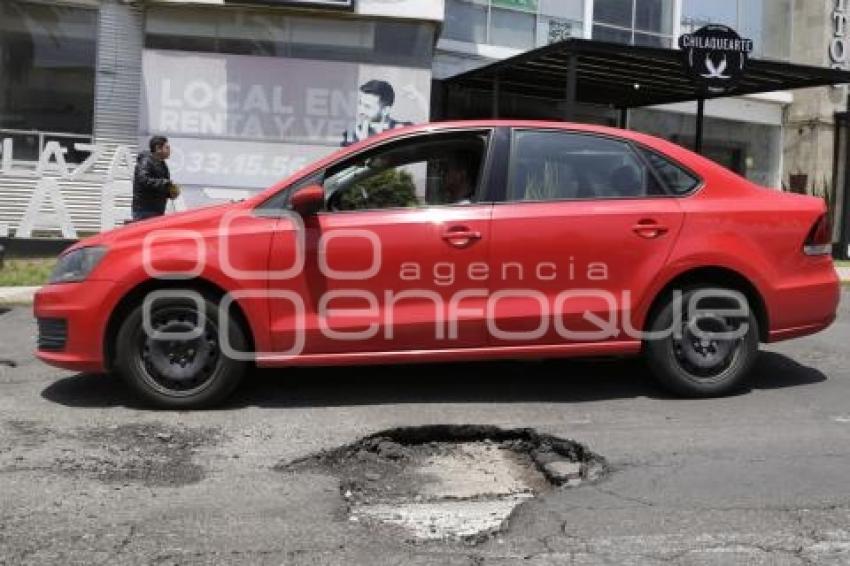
[146,7,434,69]
[681,0,793,60]
[630,108,783,188]
[681,0,737,29]
[594,0,633,28]
[538,0,585,46]
[491,2,537,50]
[443,0,585,49]
[0,1,97,160]
[593,0,676,47]
[443,0,489,44]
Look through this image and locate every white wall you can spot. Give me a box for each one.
[357,0,445,21]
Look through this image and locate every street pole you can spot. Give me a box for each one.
[695,98,705,154]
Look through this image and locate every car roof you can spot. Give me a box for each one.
[249,119,746,205]
[409,120,744,186]
[337,119,718,171]
[410,119,628,136]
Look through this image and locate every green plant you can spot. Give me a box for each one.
[340,169,419,210]
[0,258,56,287]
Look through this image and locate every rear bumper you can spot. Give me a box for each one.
[768,315,836,342]
[33,280,115,374]
[766,267,840,343]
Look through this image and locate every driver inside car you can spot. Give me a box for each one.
[441,155,477,205]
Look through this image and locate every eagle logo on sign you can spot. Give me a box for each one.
[679,25,754,94]
[702,55,730,79]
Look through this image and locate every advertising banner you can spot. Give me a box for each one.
[140,49,432,196]
[0,43,432,239]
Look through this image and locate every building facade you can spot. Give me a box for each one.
[434,0,850,250]
[782,0,849,246]
[435,0,795,190]
[0,0,847,252]
[0,0,442,238]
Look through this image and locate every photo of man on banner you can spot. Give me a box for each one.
[342,80,413,146]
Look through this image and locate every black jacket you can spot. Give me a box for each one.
[341,118,413,147]
[132,151,171,214]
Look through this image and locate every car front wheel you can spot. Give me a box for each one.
[644,287,760,397]
[114,292,248,409]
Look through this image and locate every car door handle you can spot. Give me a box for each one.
[632,220,669,239]
[441,227,482,248]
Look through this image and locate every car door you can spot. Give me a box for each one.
[266,129,497,356]
[487,128,686,347]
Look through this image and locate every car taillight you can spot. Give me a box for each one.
[804,214,832,256]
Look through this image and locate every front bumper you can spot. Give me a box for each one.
[34,280,116,373]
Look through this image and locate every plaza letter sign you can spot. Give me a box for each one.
[679,25,754,95]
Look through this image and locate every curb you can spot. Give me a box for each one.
[0,286,40,307]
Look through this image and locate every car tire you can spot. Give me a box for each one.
[114,292,248,409]
[644,287,760,398]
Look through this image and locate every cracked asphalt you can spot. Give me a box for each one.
[1,292,850,565]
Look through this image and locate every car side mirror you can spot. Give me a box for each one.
[290,184,325,216]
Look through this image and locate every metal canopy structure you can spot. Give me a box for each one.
[444,38,850,153]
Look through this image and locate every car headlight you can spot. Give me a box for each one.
[49,246,108,284]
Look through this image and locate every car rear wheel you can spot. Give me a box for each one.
[644,288,759,397]
[114,293,248,409]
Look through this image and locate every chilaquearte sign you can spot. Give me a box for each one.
[679,25,754,94]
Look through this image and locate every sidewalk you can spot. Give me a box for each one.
[0,286,40,305]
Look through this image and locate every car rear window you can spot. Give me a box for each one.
[508,130,666,201]
[637,147,701,196]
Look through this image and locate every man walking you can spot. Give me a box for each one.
[132,136,180,221]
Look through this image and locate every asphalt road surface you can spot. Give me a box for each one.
[2,293,850,565]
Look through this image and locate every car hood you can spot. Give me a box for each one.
[65,202,244,253]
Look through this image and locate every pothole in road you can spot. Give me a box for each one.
[277,425,607,542]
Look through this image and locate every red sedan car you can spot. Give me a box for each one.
[34,121,839,408]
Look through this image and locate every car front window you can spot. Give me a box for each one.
[322,132,490,212]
